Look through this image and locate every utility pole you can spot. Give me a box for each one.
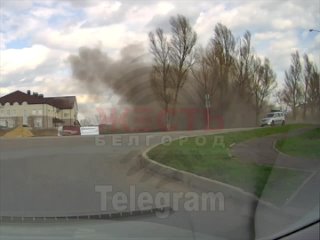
[205,94,211,129]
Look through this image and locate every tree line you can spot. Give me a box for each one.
[149,14,320,129]
[281,51,320,121]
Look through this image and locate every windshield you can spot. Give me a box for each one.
[1,0,319,239]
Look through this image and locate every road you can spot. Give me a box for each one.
[0,128,312,239]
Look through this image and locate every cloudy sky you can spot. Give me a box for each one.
[0,0,319,118]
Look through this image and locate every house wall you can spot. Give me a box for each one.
[60,108,78,126]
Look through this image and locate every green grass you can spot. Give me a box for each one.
[276,128,320,159]
[148,124,311,204]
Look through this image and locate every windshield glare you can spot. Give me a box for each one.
[0,0,319,239]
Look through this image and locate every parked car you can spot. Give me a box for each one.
[61,125,81,136]
[260,111,285,127]
[58,126,80,136]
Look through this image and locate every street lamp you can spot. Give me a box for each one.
[205,94,211,129]
[309,29,320,33]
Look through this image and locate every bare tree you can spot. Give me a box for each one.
[302,54,312,120]
[149,28,172,130]
[307,63,320,118]
[191,47,218,106]
[234,31,254,98]
[169,15,197,109]
[209,23,236,114]
[190,47,220,128]
[283,51,303,120]
[251,57,277,125]
[302,54,320,120]
[274,90,286,111]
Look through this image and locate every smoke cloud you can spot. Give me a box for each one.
[68,44,256,129]
[68,44,207,130]
[68,43,156,106]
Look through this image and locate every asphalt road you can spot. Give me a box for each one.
[0,128,313,239]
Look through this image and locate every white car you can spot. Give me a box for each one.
[260,111,285,127]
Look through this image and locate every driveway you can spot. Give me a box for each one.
[231,127,320,171]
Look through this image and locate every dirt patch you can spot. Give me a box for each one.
[3,126,34,138]
[1,128,58,138]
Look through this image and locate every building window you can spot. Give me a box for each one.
[34,118,43,128]
[12,110,16,116]
[7,110,10,116]
[63,113,68,118]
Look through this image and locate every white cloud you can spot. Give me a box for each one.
[84,1,122,21]
[156,1,175,15]
[1,13,42,46]
[30,5,70,20]
[34,24,147,53]
[272,19,293,30]
[0,45,51,75]
[1,0,34,10]
[254,32,284,41]
[124,1,175,26]
[0,87,13,96]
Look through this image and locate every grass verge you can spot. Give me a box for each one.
[148,124,311,205]
[276,127,320,159]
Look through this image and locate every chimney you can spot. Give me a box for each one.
[27,90,31,95]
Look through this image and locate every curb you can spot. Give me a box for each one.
[272,137,298,160]
[272,139,315,172]
[272,127,318,167]
[139,140,278,211]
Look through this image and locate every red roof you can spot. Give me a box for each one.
[0,90,76,109]
[43,96,76,109]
